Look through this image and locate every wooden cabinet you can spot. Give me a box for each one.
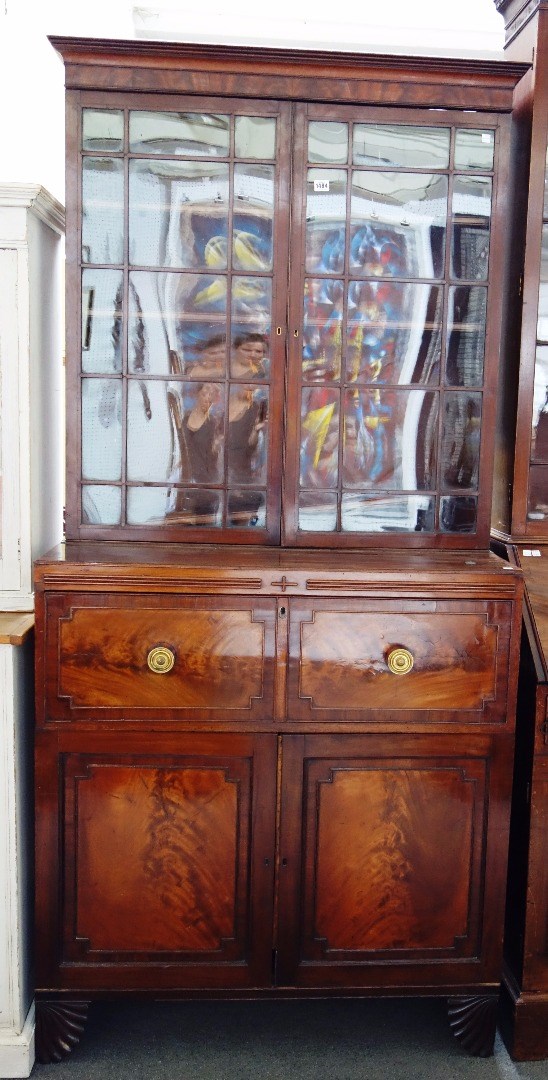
[34,544,523,1059]
[35,34,528,1064]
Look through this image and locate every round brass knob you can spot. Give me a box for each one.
[147,646,175,674]
[387,647,414,675]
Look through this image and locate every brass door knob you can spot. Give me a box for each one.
[387,647,414,675]
[147,646,175,674]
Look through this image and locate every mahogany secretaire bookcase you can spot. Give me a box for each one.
[33,36,528,1062]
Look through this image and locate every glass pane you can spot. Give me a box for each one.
[298,491,338,531]
[305,170,347,275]
[129,160,229,269]
[227,491,266,527]
[82,109,124,153]
[341,493,435,533]
[300,388,340,488]
[233,164,274,272]
[342,389,438,490]
[451,176,492,280]
[231,328,270,380]
[129,271,227,376]
[81,485,122,525]
[445,286,487,386]
[455,129,495,172]
[351,173,448,278]
[82,379,122,481]
[528,465,548,520]
[539,283,548,341]
[82,270,124,373]
[441,392,482,489]
[532,346,548,459]
[129,111,230,156]
[346,282,443,385]
[128,379,224,485]
[228,384,268,486]
[353,125,450,170]
[82,158,124,264]
[541,224,548,282]
[440,495,477,533]
[303,278,343,383]
[235,116,276,159]
[128,486,222,526]
[308,122,349,165]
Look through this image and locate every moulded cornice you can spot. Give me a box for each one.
[0,184,65,236]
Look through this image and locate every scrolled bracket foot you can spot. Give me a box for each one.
[447,994,498,1057]
[35,999,90,1063]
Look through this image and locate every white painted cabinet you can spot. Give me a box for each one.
[0,186,64,1078]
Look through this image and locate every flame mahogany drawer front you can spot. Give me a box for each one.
[286,598,513,724]
[43,593,277,722]
[42,591,512,726]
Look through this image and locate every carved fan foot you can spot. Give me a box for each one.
[35,999,90,1063]
[447,995,498,1057]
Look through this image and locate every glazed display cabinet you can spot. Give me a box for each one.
[34,36,527,1063]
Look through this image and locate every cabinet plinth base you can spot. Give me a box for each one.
[500,979,548,1060]
[35,1000,90,1064]
[447,995,498,1057]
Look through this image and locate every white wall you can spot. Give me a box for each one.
[0,0,504,205]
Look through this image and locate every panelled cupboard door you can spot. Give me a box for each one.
[34,731,277,991]
[275,733,513,990]
[41,592,277,723]
[69,91,509,549]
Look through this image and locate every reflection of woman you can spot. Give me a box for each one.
[169,383,222,521]
[227,386,266,523]
[231,333,268,379]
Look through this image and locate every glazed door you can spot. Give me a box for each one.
[35,731,277,991]
[275,732,513,991]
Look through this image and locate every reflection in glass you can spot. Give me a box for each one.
[128,486,222,526]
[440,495,477,533]
[128,271,227,376]
[308,122,348,164]
[454,129,495,172]
[451,176,492,280]
[81,485,122,525]
[82,379,122,481]
[228,385,268,487]
[82,110,124,153]
[300,388,339,488]
[231,330,270,379]
[235,116,276,160]
[227,491,266,527]
[302,279,343,382]
[342,389,438,490]
[231,275,272,358]
[528,465,548,520]
[353,125,450,170]
[82,158,124,264]
[305,170,347,275]
[81,270,124,373]
[539,283,548,341]
[341,493,435,532]
[541,224,548,282]
[298,491,338,531]
[129,111,230,156]
[441,392,482,489]
[233,164,274,271]
[129,160,229,269]
[350,173,447,278]
[346,282,442,385]
[129,379,224,487]
[445,286,487,386]
[532,347,548,460]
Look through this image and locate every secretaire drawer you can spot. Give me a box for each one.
[41,593,277,722]
[286,598,514,724]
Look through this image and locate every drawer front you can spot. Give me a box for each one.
[287,598,513,724]
[43,594,277,722]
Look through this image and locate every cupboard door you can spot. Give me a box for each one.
[275,733,513,990]
[35,731,277,991]
[43,592,277,723]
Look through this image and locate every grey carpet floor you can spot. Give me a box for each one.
[29,999,548,1080]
